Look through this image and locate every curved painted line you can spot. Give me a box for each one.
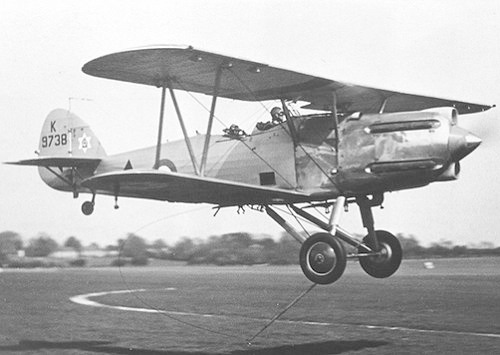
[70,288,500,339]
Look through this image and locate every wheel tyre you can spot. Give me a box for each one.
[358,230,402,278]
[299,233,346,285]
[81,201,94,216]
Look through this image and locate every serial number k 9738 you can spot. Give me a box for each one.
[41,133,68,147]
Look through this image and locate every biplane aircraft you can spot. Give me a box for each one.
[9,45,491,284]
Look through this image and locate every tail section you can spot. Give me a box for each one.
[36,109,107,192]
[6,109,106,193]
[39,109,106,158]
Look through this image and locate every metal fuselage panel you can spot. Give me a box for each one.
[40,109,475,204]
[35,123,297,200]
[93,124,297,187]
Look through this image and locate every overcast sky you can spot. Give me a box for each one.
[1,0,500,248]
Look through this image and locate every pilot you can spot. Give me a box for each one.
[270,107,285,124]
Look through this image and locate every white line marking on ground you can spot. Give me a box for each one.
[70,288,500,339]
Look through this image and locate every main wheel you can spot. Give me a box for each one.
[81,201,94,216]
[299,233,346,285]
[358,230,402,278]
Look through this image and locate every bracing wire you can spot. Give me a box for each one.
[274,205,325,230]
[116,207,321,343]
[112,72,336,342]
[116,206,248,341]
[286,205,312,239]
[247,283,317,343]
[227,67,342,192]
[176,81,297,188]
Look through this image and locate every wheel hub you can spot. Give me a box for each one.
[369,242,392,264]
[307,242,337,275]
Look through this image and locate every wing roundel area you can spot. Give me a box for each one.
[82,45,492,115]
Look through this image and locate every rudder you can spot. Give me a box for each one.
[39,109,106,158]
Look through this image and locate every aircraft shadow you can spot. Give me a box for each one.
[0,339,389,354]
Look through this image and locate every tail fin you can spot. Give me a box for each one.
[39,109,106,158]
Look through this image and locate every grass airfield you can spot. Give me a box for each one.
[0,257,499,354]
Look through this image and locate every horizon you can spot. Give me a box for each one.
[2,0,500,248]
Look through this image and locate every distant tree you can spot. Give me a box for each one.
[0,231,23,254]
[147,238,170,259]
[435,239,454,249]
[0,231,23,263]
[121,233,148,259]
[255,237,276,249]
[25,234,59,257]
[105,244,119,251]
[471,241,495,249]
[170,237,196,261]
[151,238,168,249]
[267,232,301,265]
[88,242,100,250]
[64,236,82,254]
[113,238,125,251]
[219,232,253,250]
[396,233,424,257]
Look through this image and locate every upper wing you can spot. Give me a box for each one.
[81,170,321,205]
[82,45,492,115]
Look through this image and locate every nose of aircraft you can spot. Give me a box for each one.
[449,126,482,161]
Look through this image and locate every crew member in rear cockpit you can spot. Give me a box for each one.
[256,107,286,131]
[270,107,285,124]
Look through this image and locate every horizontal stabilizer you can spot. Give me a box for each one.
[6,157,101,168]
[82,170,314,205]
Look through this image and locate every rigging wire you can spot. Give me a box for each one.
[116,207,321,343]
[274,205,326,230]
[227,67,342,192]
[116,206,248,341]
[112,72,337,342]
[176,81,297,188]
[247,283,317,343]
[286,204,312,239]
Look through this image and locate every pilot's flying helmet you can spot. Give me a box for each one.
[271,107,284,121]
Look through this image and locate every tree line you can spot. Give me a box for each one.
[166,232,500,265]
[1,230,499,267]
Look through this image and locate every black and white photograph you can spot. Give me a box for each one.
[1,1,499,354]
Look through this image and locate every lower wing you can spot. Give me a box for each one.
[81,170,321,206]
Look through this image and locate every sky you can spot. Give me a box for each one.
[1,0,500,248]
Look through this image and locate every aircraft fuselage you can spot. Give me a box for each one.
[40,108,480,204]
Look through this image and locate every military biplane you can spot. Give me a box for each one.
[9,45,491,284]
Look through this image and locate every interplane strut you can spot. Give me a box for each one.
[154,87,167,169]
[200,65,224,176]
[167,79,199,175]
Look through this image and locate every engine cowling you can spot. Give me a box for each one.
[334,108,480,195]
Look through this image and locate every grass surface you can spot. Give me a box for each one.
[0,257,499,354]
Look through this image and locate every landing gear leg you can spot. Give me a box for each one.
[81,193,95,216]
[357,195,402,278]
[357,195,380,250]
[266,201,347,285]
